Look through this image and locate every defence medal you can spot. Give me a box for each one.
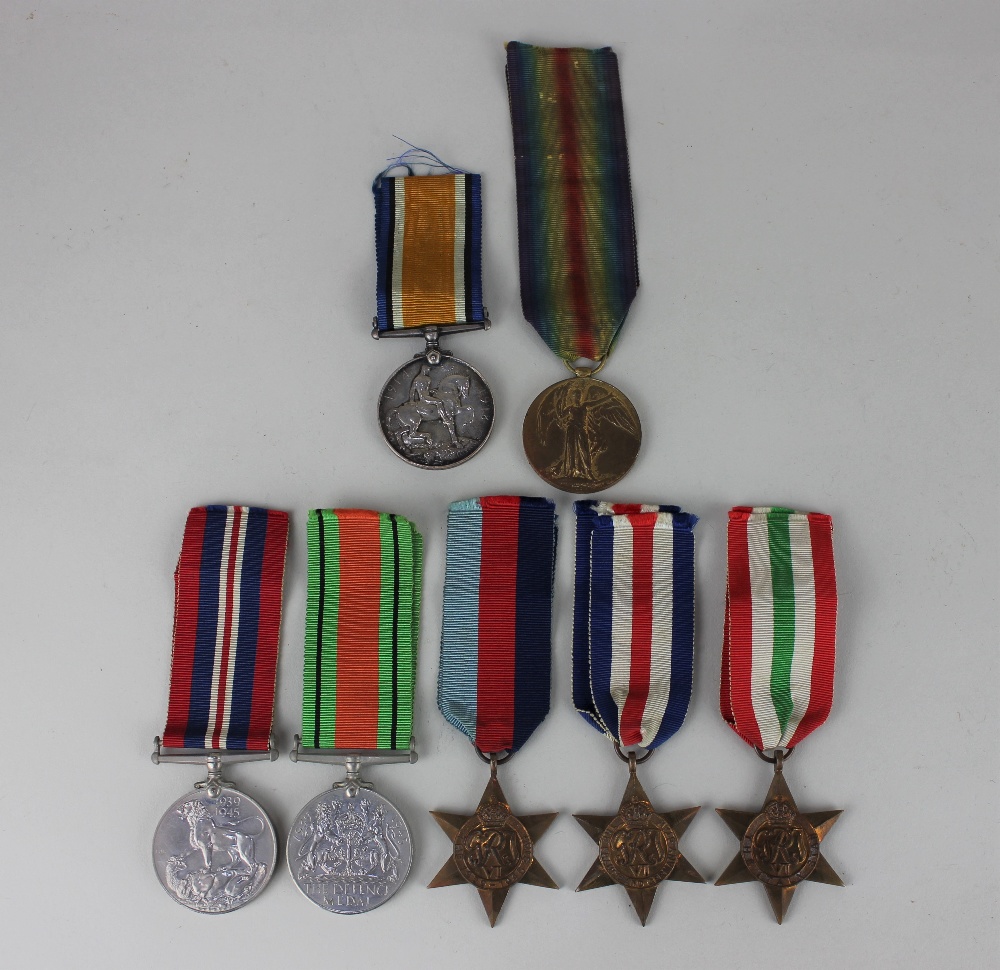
[506,43,643,492]
[372,146,494,469]
[151,506,289,914]
[716,506,844,923]
[287,509,422,914]
[571,502,704,924]
[429,497,559,926]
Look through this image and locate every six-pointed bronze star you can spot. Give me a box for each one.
[429,768,557,927]
[716,764,843,923]
[575,762,704,925]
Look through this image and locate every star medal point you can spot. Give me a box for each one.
[576,752,703,925]
[716,752,843,923]
[430,757,557,926]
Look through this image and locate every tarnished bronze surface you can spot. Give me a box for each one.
[428,759,557,927]
[523,377,641,493]
[575,755,703,925]
[716,754,843,923]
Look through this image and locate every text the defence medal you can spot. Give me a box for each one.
[287,509,422,914]
[429,497,559,926]
[373,147,494,469]
[716,507,844,923]
[151,506,289,914]
[572,503,704,924]
[507,44,642,493]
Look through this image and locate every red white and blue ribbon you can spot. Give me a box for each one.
[438,496,557,754]
[163,506,289,751]
[573,502,697,750]
[721,506,837,751]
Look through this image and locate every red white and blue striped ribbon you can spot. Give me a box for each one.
[438,496,557,754]
[573,502,697,750]
[163,506,289,751]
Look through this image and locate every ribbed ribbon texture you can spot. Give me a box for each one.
[438,496,557,754]
[573,502,696,750]
[722,506,838,750]
[303,509,422,751]
[163,506,289,751]
[506,41,639,363]
[374,173,485,332]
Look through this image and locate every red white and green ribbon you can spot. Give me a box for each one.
[722,506,838,751]
[302,509,422,752]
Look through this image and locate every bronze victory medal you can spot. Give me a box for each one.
[523,377,641,494]
[575,761,703,925]
[716,761,843,923]
[429,770,557,927]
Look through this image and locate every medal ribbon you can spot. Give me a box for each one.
[506,42,639,363]
[374,163,485,332]
[573,502,697,749]
[163,506,289,750]
[302,509,422,750]
[722,506,838,750]
[438,496,557,754]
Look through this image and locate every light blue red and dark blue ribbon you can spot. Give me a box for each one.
[438,496,557,754]
[163,506,289,751]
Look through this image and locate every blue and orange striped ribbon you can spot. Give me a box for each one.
[374,172,485,332]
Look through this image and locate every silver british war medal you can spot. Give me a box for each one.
[372,146,493,469]
[571,503,704,924]
[151,505,289,914]
[287,509,422,914]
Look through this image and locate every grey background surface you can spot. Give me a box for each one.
[1,2,996,967]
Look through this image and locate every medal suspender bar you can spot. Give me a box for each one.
[372,148,494,469]
[715,506,844,923]
[287,509,422,914]
[151,505,289,914]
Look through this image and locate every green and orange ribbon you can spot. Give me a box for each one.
[506,42,639,364]
[302,509,422,750]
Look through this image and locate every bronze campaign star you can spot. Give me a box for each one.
[716,764,843,923]
[429,768,557,927]
[575,761,704,926]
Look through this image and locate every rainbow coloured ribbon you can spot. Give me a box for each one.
[438,496,557,754]
[163,506,289,751]
[302,509,422,751]
[722,506,838,751]
[506,42,639,363]
[573,502,696,749]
